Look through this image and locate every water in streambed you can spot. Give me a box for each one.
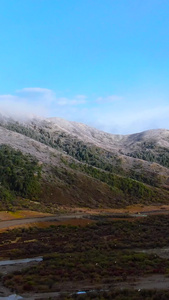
[1,295,23,299]
[0,256,43,266]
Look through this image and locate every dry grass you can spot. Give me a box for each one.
[68,204,169,215]
[0,218,95,233]
[0,210,53,221]
[0,204,169,233]
[32,218,95,228]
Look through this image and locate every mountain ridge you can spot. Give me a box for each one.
[0,115,169,211]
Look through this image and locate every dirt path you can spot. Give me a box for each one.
[0,214,88,231]
[1,204,169,232]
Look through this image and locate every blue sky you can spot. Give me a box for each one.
[0,0,169,134]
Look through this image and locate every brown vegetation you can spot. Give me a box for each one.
[2,214,169,294]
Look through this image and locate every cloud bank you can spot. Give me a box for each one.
[0,87,169,134]
[0,88,87,121]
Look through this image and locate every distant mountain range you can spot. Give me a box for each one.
[0,114,169,211]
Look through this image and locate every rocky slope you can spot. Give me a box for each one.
[0,115,169,211]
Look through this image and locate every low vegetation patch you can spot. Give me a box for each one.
[2,215,169,293]
[60,290,169,300]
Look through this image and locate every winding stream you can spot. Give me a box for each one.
[0,257,43,266]
[1,295,23,300]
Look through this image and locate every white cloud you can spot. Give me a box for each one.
[0,88,55,120]
[0,87,168,134]
[56,96,87,106]
[0,95,46,120]
[76,95,87,100]
[0,95,18,101]
[18,87,52,93]
[0,88,87,121]
[96,95,123,103]
[16,87,56,103]
[87,105,169,134]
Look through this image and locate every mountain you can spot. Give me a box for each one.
[0,115,169,211]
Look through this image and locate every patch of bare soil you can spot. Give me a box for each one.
[32,218,95,228]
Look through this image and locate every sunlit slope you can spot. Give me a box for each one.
[0,116,169,210]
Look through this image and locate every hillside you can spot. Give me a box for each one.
[0,115,169,211]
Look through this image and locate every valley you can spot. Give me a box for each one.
[0,117,169,298]
[1,210,169,299]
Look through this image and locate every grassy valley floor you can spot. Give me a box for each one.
[0,208,169,299]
